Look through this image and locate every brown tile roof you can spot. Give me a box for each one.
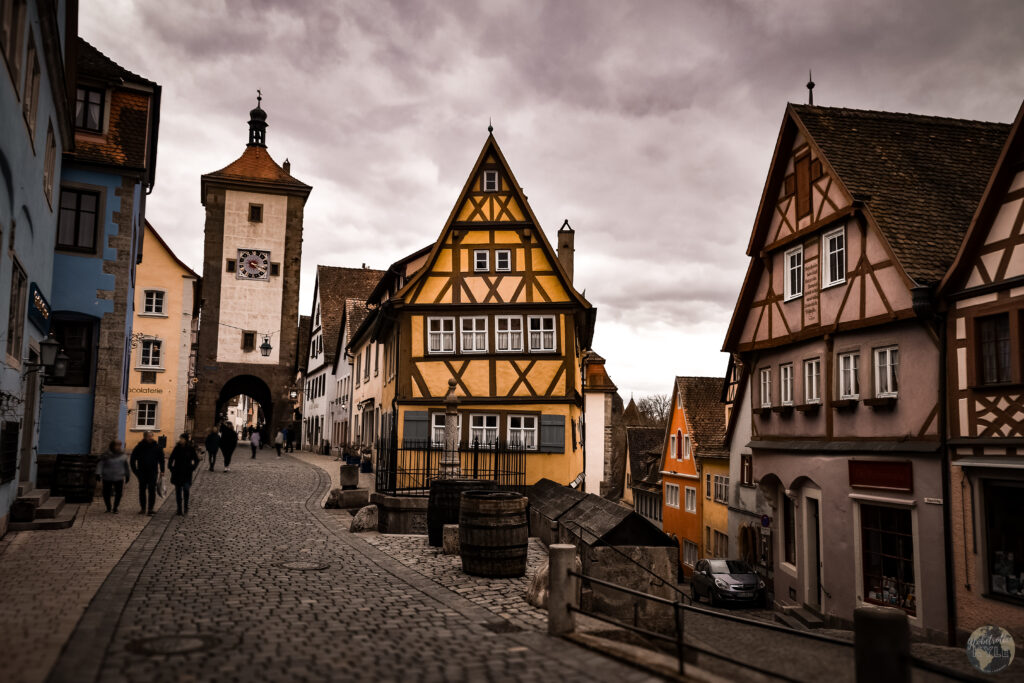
[296,315,311,374]
[77,38,155,86]
[622,398,642,426]
[344,299,369,342]
[204,145,310,189]
[316,266,385,367]
[676,376,727,459]
[792,105,1011,285]
[627,426,664,488]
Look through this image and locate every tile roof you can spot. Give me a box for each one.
[344,299,369,343]
[676,376,727,458]
[791,105,1011,285]
[204,145,310,189]
[77,38,155,86]
[622,398,642,426]
[296,315,311,374]
[316,266,385,367]
[626,426,663,488]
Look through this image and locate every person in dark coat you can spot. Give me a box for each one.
[204,428,221,472]
[220,423,238,472]
[168,433,200,515]
[96,440,130,513]
[130,431,165,515]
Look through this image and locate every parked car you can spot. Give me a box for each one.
[691,559,766,606]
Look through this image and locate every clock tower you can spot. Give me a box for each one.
[194,96,311,434]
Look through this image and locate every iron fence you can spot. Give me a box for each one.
[374,440,526,496]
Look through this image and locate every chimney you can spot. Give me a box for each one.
[557,219,575,283]
[283,158,291,174]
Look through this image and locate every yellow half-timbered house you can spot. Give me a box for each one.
[354,132,595,486]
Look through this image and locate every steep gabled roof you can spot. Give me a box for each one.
[676,376,727,459]
[622,398,642,426]
[394,133,591,311]
[77,38,156,87]
[940,99,1024,296]
[296,315,311,374]
[332,298,370,373]
[790,105,1009,285]
[202,146,311,199]
[626,426,664,488]
[314,266,385,369]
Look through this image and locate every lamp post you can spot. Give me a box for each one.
[260,336,272,357]
[30,334,67,379]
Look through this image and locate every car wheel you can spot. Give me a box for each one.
[709,590,718,607]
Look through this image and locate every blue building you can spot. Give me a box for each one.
[0,0,77,535]
[37,39,160,464]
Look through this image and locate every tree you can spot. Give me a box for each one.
[636,393,671,430]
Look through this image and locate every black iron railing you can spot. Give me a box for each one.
[374,440,526,496]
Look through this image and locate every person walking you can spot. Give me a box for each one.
[250,428,261,458]
[168,433,200,516]
[285,426,294,453]
[96,440,130,513]
[274,428,285,458]
[130,431,165,515]
[220,423,238,472]
[204,427,221,472]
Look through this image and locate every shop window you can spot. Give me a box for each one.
[861,504,916,615]
[985,481,1024,602]
[47,317,94,387]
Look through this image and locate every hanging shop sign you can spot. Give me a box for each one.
[27,283,51,334]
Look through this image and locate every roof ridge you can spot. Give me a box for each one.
[790,103,1006,129]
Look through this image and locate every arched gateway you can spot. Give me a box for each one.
[194,97,311,434]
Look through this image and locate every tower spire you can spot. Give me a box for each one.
[807,70,815,106]
[247,90,268,147]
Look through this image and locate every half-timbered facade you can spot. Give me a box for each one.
[939,100,1024,646]
[723,104,1009,641]
[359,133,594,486]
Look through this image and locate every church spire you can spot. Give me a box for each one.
[248,90,268,147]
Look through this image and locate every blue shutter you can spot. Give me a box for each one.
[403,411,429,447]
[539,415,565,453]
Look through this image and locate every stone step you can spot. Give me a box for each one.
[8,503,79,532]
[773,611,806,630]
[34,495,66,519]
[791,606,826,629]
[16,488,51,507]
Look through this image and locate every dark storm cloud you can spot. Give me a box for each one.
[82,0,1024,395]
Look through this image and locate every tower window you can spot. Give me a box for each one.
[242,331,256,352]
[483,170,498,192]
[270,263,280,277]
[248,204,263,222]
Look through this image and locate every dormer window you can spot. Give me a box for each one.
[483,170,498,192]
[75,86,104,132]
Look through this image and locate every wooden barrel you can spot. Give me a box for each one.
[459,491,529,577]
[53,454,98,503]
[427,479,495,546]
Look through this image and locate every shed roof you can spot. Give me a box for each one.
[559,491,673,547]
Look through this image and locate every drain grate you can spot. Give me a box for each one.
[126,635,220,656]
[482,621,522,634]
[275,560,329,571]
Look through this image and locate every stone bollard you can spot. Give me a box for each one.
[339,464,359,490]
[442,524,460,555]
[548,544,577,636]
[854,606,910,683]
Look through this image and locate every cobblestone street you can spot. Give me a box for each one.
[9,454,657,683]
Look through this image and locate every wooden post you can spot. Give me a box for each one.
[855,606,910,683]
[440,379,461,479]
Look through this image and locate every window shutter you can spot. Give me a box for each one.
[402,411,429,447]
[539,415,565,453]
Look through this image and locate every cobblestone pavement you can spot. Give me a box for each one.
[0,481,172,683]
[46,455,658,683]
[361,533,550,633]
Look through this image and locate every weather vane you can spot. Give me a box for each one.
[488,117,493,134]
[257,89,262,106]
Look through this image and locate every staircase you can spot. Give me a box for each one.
[8,483,79,531]
[775,603,826,630]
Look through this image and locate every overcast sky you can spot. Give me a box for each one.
[81,1,1024,399]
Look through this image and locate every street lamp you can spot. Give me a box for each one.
[39,334,60,367]
[52,351,69,379]
[260,336,272,357]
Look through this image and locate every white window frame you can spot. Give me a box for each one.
[495,249,512,272]
[822,226,846,288]
[839,351,860,399]
[139,339,162,368]
[780,363,794,406]
[483,170,498,192]
[431,413,462,447]
[469,413,499,448]
[683,434,691,459]
[669,434,676,460]
[683,540,698,567]
[142,289,166,315]
[759,367,772,408]
[804,358,821,404]
[427,317,455,354]
[528,315,557,353]
[460,316,488,353]
[495,315,523,352]
[135,400,157,429]
[665,483,680,509]
[473,250,489,272]
[714,475,729,504]
[874,346,899,398]
[784,245,804,301]
[507,415,538,450]
[685,486,697,513]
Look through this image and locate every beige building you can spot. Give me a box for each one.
[124,223,200,447]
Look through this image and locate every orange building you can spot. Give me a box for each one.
[661,377,702,577]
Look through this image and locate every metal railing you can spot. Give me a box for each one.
[374,440,525,496]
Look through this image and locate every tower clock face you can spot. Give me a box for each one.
[237,249,270,280]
